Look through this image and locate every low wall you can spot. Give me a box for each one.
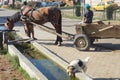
[8,44,48,80]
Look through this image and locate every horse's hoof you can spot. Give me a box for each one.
[54,42,58,45]
[57,42,62,46]
[32,38,37,40]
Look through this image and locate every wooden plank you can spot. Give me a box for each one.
[9,38,33,43]
[99,26,114,32]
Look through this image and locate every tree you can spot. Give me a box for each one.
[74,0,81,17]
[12,0,15,8]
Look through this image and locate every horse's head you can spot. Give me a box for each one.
[5,18,14,30]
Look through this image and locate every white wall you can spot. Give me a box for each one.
[114,0,120,6]
[85,0,101,6]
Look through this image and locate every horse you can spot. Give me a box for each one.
[5,6,62,46]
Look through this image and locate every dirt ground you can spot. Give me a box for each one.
[0,54,26,80]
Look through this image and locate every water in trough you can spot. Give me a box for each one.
[14,42,74,80]
[29,58,68,80]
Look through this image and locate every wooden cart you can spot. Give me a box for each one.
[74,21,120,51]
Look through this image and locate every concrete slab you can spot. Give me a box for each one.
[8,44,48,80]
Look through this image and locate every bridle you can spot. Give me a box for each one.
[21,6,33,22]
[21,6,42,22]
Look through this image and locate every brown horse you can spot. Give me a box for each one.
[5,6,62,45]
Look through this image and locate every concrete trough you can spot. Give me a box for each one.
[8,44,48,80]
[14,31,92,80]
[31,41,93,80]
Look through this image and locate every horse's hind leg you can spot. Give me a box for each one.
[51,18,62,45]
[55,28,62,46]
[49,8,62,46]
[51,23,62,46]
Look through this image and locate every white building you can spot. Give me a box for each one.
[85,0,101,6]
[85,0,120,6]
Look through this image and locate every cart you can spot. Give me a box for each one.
[30,21,120,51]
[74,21,120,51]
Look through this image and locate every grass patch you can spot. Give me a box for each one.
[5,53,37,80]
[18,67,37,80]
[14,42,48,59]
[0,49,7,54]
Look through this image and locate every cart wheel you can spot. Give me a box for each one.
[74,34,90,51]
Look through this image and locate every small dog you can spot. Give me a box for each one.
[67,57,90,77]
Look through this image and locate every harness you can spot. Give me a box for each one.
[21,6,33,22]
[21,6,48,23]
[29,9,48,22]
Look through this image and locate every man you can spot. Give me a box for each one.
[83,4,93,23]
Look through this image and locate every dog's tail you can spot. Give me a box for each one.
[84,57,90,63]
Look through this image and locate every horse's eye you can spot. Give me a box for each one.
[6,23,9,25]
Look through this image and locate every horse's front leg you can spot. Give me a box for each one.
[24,23,31,37]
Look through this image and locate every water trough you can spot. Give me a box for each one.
[7,27,92,80]
[7,33,74,80]
[0,21,93,80]
[14,42,70,80]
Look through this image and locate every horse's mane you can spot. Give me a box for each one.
[10,11,21,23]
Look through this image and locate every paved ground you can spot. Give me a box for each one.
[1,8,120,80]
[15,20,120,80]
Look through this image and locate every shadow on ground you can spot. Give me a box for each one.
[92,43,120,51]
[94,78,120,80]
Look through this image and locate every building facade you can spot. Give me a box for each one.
[0,0,119,6]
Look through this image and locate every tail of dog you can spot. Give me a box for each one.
[83,57,90,63]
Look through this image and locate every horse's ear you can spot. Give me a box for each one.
[6,18,10,21]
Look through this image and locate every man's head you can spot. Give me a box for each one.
[23,1,27,5]
[85,4,91,10]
